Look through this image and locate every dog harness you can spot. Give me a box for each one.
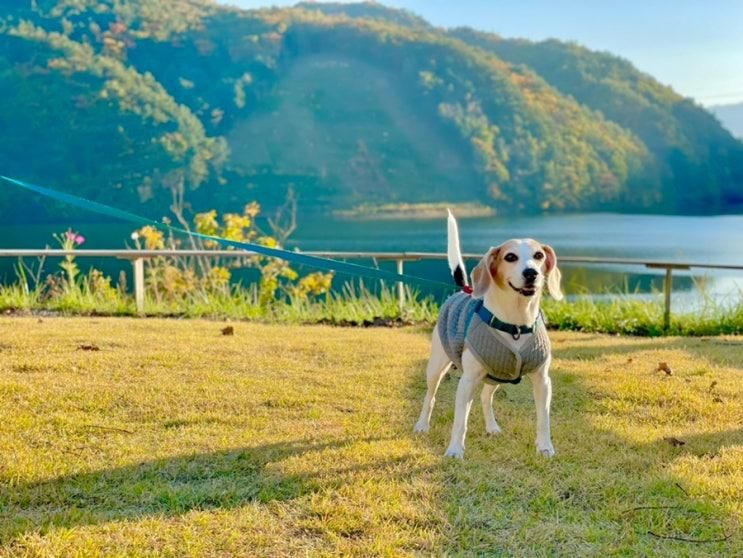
[437,292,551,384]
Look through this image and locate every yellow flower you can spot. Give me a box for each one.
[208,266,231,287]
[194,210,219,236]
[223,213,251,241]
[290,272,334,300]
[299,272,334,296]
[257,236,278,248]
[136,226,164,250]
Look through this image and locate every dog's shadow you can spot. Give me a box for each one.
[0,436,412,544]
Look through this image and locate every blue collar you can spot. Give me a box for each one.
[475,301,536,340]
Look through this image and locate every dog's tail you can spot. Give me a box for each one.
[447,209,468,288]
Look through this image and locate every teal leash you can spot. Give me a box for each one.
[0,175,454,290]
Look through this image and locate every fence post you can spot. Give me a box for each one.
[133,258,145,316]
[396,258,405,313]
[663,267,672,330]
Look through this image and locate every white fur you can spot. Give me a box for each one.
[446,208,467,285]
[414,213,559,459]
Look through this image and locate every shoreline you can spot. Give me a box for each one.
[332,202,495,221]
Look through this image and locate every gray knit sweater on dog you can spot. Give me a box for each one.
[437,292,550,384]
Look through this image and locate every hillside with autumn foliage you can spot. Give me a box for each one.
[1,0,741,222]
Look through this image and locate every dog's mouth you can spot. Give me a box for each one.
[509,281,538,297]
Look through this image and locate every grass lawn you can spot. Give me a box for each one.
[0,317,741,556]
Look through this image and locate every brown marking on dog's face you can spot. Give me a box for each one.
[471,245,500,298]
[542,243,557,274]
[488,242,513,290]
[540,243,562,300]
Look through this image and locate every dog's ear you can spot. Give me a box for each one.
[471,246,500,298]
[542,244,563,300]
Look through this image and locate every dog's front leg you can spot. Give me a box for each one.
[529,359,555,458]
[445,351,484,458]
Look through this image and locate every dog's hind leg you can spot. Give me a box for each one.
[480,383,502,435]
[414,328,452,433]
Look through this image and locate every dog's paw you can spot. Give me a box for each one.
[485,422,502,436]
[444,445,465,459]
[413,421,430,434]
[536,442,555,458]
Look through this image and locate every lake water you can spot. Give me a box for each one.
[2,213,742,306]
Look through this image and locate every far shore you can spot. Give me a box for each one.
[333,202,495,221]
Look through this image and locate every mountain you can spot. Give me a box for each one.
[448,29,743,212]
[0,0,741,224]
[710,102,743,139]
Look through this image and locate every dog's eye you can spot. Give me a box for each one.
[534,252,545,261]
[504,253,518,263]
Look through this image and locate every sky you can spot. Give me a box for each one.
[218,0,743,107]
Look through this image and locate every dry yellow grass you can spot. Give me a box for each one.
[0,317,740,556]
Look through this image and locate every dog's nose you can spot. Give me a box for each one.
[522,268,538,283]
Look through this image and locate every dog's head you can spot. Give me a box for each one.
[471,239,563,301]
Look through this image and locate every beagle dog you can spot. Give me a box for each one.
[414,210,563,459]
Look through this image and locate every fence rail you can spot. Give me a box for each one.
[2,249,742,328]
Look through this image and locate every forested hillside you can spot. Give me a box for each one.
[449,28,743,213]
[1,0,741,223]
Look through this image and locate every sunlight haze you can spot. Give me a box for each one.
[220,0,743,106]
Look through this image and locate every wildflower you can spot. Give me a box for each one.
[194,210,219,236]
[209,266,231,287]
[223,213,251,241]
[136,226,164,249]
[75,235,85,245]
[257,236,278,248]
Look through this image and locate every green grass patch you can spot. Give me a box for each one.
[2,279,742,335]
[543,294,743,336]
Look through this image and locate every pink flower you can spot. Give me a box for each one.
[75,235,85,246]
[66,230,77,242]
